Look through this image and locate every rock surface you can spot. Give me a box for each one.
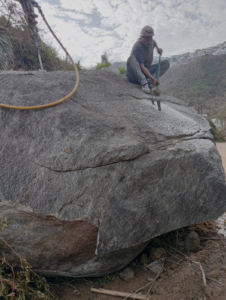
[185,231,200,252]
[0,70,226,277]
[146,261,164,274]
[151,248,167,260]
[119,267,135,282]
[140,253,148,265]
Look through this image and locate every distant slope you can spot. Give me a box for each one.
[160,54,226,115]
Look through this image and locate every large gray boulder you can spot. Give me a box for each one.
[0,70,226,277]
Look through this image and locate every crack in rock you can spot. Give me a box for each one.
[33,149,150,173]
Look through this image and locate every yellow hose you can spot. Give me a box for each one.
[0,6,79,110]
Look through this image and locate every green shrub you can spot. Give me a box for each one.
[42,44,58,62]
[0,24,14,70]
[60,58,83,71]
[96,62,111,70]
[118,65,126,75]
[208,119,226,141]
[209,120,217,138]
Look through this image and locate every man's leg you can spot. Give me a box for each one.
[126,55,148,86]
[146,60,170,85]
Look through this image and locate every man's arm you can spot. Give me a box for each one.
[154,41,163,55]
[140,63,159,86]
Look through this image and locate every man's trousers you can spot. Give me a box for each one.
[126,55,170,86]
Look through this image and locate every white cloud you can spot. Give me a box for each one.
[93,0,115,18]
[60,0,96,14]
[60,11,90,21]
[33,0,226,66]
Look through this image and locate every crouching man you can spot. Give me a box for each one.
[127,25,170,95]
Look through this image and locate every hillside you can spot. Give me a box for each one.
[0,15,76,71]
[160,54,226,115]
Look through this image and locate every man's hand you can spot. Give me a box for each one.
[140,63,160,86]
[157,48,163,55]
[152,78,160,86]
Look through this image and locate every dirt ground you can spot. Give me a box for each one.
[50,144,226,300]
[216,143,226,173]
[50,223,226,300]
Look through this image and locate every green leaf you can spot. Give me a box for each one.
[0,25,14,70]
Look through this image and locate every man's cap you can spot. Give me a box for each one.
[140,26,154,37]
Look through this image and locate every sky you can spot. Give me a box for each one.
[22,0,226,67]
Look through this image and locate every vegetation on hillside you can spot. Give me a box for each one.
[0,24,14,69]
[160,54,226,116]
[205,118,225,141]
[0,0,81,71]
[0,220,57,299]
[118,65,126,75]
[96,61,111,70]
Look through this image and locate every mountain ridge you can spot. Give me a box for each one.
[109,40,226,69]
[160,54,226,115]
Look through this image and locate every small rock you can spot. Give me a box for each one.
[150,237,162,247]
[177,241,185,252]
[151,247,167,260]
[147,276,154,281]
[129,261,136,268]
[185,231,200,252]
[160,273,166,279]
[119,267,135,282]
[170,263,178,270]
[140,253,148,265]
[146,261,164,274]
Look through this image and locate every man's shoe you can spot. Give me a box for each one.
[142,84,151,94]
